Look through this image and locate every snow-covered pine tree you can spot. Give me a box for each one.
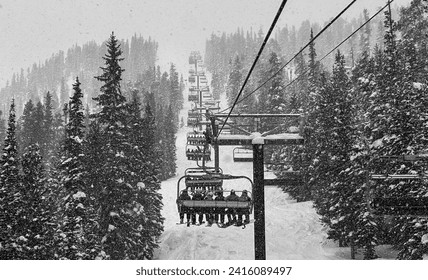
[20,144,56,259]
[162,104,177,179]
[312,51,356,247]
[348,11,379,259]
[292,29,322,202]
[131,101,164,259]
[397,0,428,83]
[0,100,22,259]
[289,52,307,112]
[226,55,243,107]
[42,91,55,169]
[169,63,183,121]
[33,101,45,146]
[0,110,6,150]
[257,52,287,132]
[19,99,35,152]
[92,32,135,259]
[91,32,163,259]
[83,120,104,209]
[59,77,99,259]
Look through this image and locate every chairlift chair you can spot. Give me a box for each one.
[368,155,428,216]
[184,167,223,191]
[187,110,199,119]
[233,147,253,162]
[186,131,206,145]
[187,117,199,126]
[188,92,199,102]
[177,174,253,220]
[185,143,211,161]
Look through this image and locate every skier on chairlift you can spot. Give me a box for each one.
[237,190,251,226]
[225,189,239,225]
[178,189,191,224]
[192,189,205,225]
[214,190,225,225]
[204,192,214,225]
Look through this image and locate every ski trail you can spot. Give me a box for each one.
[153,65,334,260]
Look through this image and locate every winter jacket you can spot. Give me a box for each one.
[225,193,239,201]
[192,192,205,201]
[179,192,191,200]
[238,193,251,202]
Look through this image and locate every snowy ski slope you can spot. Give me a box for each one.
[153,72,340,260]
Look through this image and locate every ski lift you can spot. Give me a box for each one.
[219,122,234,135]
[184,167,223,191]
[177,174,253,224]
[368,155,428,216]
[202,92,212,100]
[200,86,210,92]
[233,147,253,162]
[185,143,211,161]
[187,110,199,119]
[188,88,199,102]
[186,131,206,145]
[187,117,199,126]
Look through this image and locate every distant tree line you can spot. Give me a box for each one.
[0,34,158,118]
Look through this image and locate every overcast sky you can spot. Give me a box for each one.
[0,0,412,88]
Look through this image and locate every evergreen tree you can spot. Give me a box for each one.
[169,63,183,121]
[137,102,164,259]
[33,101,45,147]
[59,77,99,259]
[312,52,357,247]
[160,104,177,179]
[359,9,372,58]
[43,91,55,168]
[0,110,6,149]
[0,100,23,259]
[20,144,56,259]
[19,99,35,151]
[91,32,163,259]
[226,55,243,107]
[92,32,132,259]
[257,52,287,133]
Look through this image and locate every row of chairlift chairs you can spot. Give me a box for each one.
[178,55,253,226]
[177,167,254,227]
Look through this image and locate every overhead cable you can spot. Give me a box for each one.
[217,0,357,117]
[217,0,290,136]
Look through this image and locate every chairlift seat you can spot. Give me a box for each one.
[179,200,251,209]
[233,147,253,162]
[370,174,428,180]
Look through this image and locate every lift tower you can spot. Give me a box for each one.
[210,113,305,260]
